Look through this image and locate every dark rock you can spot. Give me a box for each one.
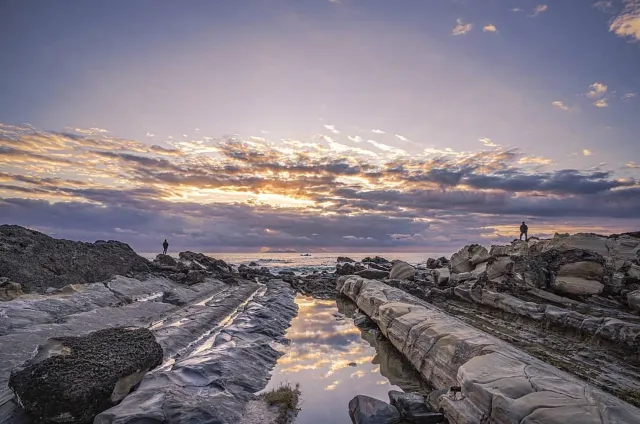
[362,256,391,265]
[426,258,439,269]
[0,277,23,301]
[336,262,366,276]
[356,269,390,280]
[162,290,187,306]
[153,254,177,267]
[0,225,151,293]
[183,270,205,285]
[348,395,401,424]
[278,270,296,276]
[249,261,259,267]
[368,262,392,271]
[388,391,438,423]
[353,313,376,329]
[337,256,356,263]
[178,251,231,274]
[9,327,163,424]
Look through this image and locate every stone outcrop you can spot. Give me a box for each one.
[178,251,232,274]
[356,269,390,280]
[9,327,163,423]
[0,278,23,301]
[450,245,490,274]
[337,277,640,424]
[337,262,366,276]
[337,256,356,263]
[0,225,151,293]
[389,261,416,280]
[628,290,640,313]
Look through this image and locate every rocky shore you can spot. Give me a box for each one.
[2,224,640,424]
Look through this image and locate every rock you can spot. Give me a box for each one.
[9,327,163,424]
[362,256,392,266]
[389,261,416,280]
[348,395,401,424]
[388,391,440,423]
[278,270,295,276]
[450,244,489,274]
[178,251,231,273]
[0,277,23,301]
[354,312,376,329]
[369,262,392,271]
[162,290,187,306]
[433,268,450,286]
[557,261,604,280]
[552,276,604,296]
[184,270,206,285]
[628,290,640,313]
[153,254,177,267]
[0,225,151,293]
[337,256,356,263]
[356,269,390,280]
[336,262,366,276]
[249,261,259,267]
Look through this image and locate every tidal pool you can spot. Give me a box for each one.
[262,295,430,423]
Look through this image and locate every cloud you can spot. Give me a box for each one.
[583,149,593,156]
[483,24,498,33]
[395,134,409,141]
[372,129,385,134]
[145,132,155,137]
[1,123,638,252]
[594,1,614,12]
[348,135,363,143]
[625,161,640,168]
[479,137,499,148]
[609,1,640,41]
[587,82,608,99]
[593,99,609,108]
[622,92,637,99]
[511,8,523,13]
[323,124,340,134]
[552,101,570,111]
[452,19,473,36]
[530,5,549,17]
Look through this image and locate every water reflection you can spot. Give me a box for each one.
[262,295,428,424]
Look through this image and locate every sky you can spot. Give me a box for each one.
[0,0,639,253]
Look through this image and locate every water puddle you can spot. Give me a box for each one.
[262,295,430,423]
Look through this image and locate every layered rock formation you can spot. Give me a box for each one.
[337,276,640,423]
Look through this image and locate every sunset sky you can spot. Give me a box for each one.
[1,0,639,252]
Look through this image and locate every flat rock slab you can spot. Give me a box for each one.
[337,277,640,424]
[9,327,163,424]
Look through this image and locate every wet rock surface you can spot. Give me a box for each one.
[9,327,162,424]
[388,390,441,423]
[0,225,150,293]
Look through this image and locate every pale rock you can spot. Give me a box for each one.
[557,261,604,280]
[552,276,604,296]
[628,290,640,313]
[390,261,416,280]
[433,268,450,286]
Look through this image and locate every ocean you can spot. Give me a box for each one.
[202,252,451,274]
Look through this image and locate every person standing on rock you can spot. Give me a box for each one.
[162,239,169,255]
[519,222,528,241]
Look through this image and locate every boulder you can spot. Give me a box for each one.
[369,262,392,271]
[389,262,416,280]
[450,245,489,274]
[178,251,231,273]
[9,327,163,424]
[337,256,356,263]
[337,262,366,276]
[185,270,206,285]
[0,225,151,293]
[628,290,640,313]
[356,269,390,280]
[426,258,439,269]
[0,277,23,301]
[486,257,514,282]
[354,313,376,329]
[363,256,392,266]
[153,254,177,267]
[552,276,604,296]
[388,391,441,423]
[557,261,604,280]
[433,268,450,286]
[348,395,401,424]
[249,261,259,267]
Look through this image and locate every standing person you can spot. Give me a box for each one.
[519,222,528,241]
[162,239,169,255]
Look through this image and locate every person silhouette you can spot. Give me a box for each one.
[162,239,169,255]
[519,222,528,241]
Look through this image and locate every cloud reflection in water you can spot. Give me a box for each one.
[262,295,428,423]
